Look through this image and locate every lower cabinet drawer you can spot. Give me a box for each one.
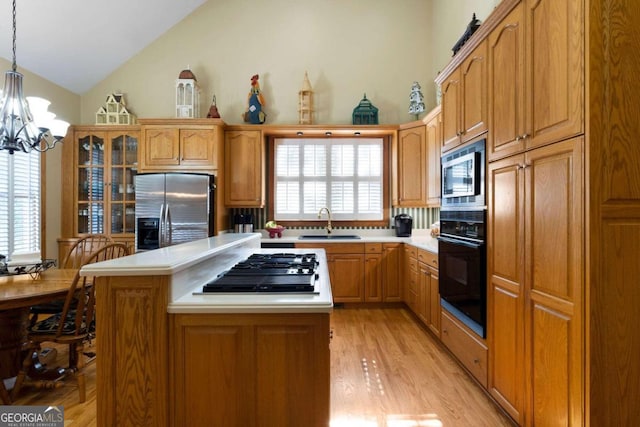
[440,309,488,388]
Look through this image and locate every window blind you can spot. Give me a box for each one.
[274,138,383,221]
[0,151,41,261]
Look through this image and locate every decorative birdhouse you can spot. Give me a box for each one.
[352,93,379,125]
[298,72,314,125]
[176,67,200,118]
[95,93,136,125]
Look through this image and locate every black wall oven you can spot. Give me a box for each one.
[438,209,486,338]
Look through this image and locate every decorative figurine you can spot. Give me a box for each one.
[176,67,200,118]
[243,74,266,124]
[408,81,426,119]
[352,93,379,125]
[452,13,482,55]
[206,94,221,118]
[298,71,314,124]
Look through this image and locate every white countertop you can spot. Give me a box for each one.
[80,233,334,314]
[259,228,440,253]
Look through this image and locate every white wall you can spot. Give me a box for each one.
[82,0,435,125]
[0,57,80,260]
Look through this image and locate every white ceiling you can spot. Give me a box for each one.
[0,0,206,94]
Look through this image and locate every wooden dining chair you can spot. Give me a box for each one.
[60,234,114,270]
[29,234,114,327]
[13,242,130,403]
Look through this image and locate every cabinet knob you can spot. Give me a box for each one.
[443,329,448,334]
[473,358,480,364]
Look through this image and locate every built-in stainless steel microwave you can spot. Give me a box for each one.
[441,138,485,209]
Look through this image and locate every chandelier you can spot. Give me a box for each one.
[0,0,69,154]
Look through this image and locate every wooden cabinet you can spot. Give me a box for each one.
[138,119,223,173]
[297,242,399,304]
[395,122,428,207]
[441,309,488,388]
[59,125,139,255]
[402,245,418,311]
[487,2,526,161]
[381,243,402,302]
[394,106,441,208]
[487,152,526,423]
[417,248,440,336]
[425,108,442,206]
[296,243,365,303]
[524,0,583,150]
[440,41,488,153]
[488,0,583,162]
[364,243,382,302]
[171,312,330,426]
[487,136,584,426]
[224,129,264,207]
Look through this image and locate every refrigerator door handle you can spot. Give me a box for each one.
[166,204,173,246]
[159,203,166,248]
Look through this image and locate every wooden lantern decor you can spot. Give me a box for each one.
[352,93,379,125]
[298,71,314,124]
[176,67,200,118]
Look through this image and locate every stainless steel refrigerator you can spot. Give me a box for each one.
[134,173,215,251]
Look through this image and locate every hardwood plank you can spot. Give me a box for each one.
[11,307,513,426]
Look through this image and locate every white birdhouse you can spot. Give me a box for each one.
[176,68,200,118]
[298,72,314,125]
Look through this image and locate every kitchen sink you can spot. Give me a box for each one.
[298,234,361,240]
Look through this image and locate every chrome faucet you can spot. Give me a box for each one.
[318,207,332,234]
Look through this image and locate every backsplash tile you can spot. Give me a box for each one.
[229,207,440,231]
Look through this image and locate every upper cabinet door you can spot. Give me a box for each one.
[397,124,428,207]
[461,40,488,143]
[525,0,583,149]
[441,68,462,153]
[180,128,216,167]
[488,2,526,162]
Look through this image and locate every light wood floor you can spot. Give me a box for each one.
[10,307,514,426]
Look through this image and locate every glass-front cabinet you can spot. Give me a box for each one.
[76,131,138,235]
[60,126,140,255]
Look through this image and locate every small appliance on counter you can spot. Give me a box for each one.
[394,213,413,237]
[233,213,254,233]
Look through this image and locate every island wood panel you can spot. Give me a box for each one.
[95,275,169,427]
[171,313,330,427]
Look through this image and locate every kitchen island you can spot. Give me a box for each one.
[80,233,332,427]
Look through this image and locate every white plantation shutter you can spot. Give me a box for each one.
[274,138,383,221]
[0,151,41,261]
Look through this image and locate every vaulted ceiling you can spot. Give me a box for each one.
[0,0,206,94]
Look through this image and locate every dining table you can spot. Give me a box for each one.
[0,268,77,404]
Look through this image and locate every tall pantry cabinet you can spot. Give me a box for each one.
[486,0,584,425]
[439,0,640,424]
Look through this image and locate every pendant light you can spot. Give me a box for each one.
[0,0,69,154]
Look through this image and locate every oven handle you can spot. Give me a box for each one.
[437,235,485,249]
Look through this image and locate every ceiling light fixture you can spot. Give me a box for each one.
[0,0,68,154]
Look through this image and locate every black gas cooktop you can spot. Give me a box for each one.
[202,253,319,293]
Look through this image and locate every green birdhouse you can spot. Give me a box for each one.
[352,94,379,125]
